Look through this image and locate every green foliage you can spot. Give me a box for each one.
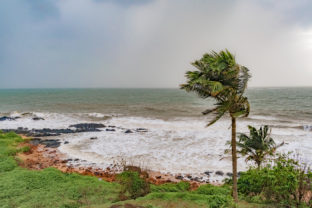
[117,171,150,199]
[151,181,190,192]
[236,125,284,168]
[194,184,231,196]
[144,192,232,208]
[238,153,312,206]
[180,49,251,126]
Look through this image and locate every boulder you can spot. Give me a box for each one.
[215,171,224,176]
[32,117,45,121]
[124,129,133,133]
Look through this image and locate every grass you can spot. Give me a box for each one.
[0,132,276,208]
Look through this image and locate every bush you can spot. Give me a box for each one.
[194,184,230,196]
[117,171,150,200]
[145,192,232,208]
[238,153,312,206]
[151,181,190,192]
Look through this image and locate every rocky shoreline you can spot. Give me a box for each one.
[1,120,231,185]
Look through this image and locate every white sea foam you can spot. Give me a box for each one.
[2,112,312,180]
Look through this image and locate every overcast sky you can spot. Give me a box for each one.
[1,0,312,88]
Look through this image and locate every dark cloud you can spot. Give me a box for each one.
[0,0,311,88]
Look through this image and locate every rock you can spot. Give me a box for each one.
[226,172,233,177]
[108,125,116,128]
[156,176,162,179]
[204,171,213,176]
[0,116,16,121]
[32,117,44,121]
[124,129,133,133]
[40,139,61,148]
[136,128,148,132]
[64,141,69,144]
[175,175,183,180]
[74,159,79,161]
[215,171,224,176]
[90,137,98,140]
[106,129,115,131]
[69,123,105,130]
[186,175,192,180]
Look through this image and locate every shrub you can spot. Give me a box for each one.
[238,153,312,206]
[194,184,231,196]
[145,192,232,208]
[151,181,190,192]
[117,171,150,200]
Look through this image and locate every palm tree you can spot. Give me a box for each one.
[237,125,284,168]
[180,50,251,202]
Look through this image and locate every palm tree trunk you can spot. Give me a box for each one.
[231,116,238,202]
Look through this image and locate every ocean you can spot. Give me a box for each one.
[0,88,311,181]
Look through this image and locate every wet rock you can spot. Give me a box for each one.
[40,139,61,148]
[226,172,233,177]
[74,159,79,161]
[204,171,213,176]
[69,123,105,130]
[194,177,201,182]
[124,129,133,133]
[0,116,16,121]
[175,175,183,180]
[156,176,162,179]
[215,171,224,176]
[136,128,148,132]
[108,125,116,128]
[186,175,192,180]
[32,117,44,121]
[29,138,61,148]
[64,141,69,144]
[106,129,115,132]
[90,137,98,140]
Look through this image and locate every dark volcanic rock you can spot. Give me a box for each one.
[204,171,213,176]
[124,129,133,133]
[69,123,105,130]
[226,172,233,177]
[0,116,16,121]
[64,141,69,144]
[32,117,45,121]
[108,125,116,128]
[136,128,148,132]
[215,171,224,176]
[29,138,61,148]
[175,175,183,180]
[90,137,98,140]
[106,129,115,132]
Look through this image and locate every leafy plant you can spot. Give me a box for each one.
[180,49,251,202]
[117,170,150,200]
[226,125,284,168]
[238,153,312,207]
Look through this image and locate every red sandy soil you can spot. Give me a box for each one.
[17,140,201,189]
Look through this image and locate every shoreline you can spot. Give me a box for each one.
[17,136,217,188]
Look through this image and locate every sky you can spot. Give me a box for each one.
[1,0,312,88]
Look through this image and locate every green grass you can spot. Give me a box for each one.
[0,132,277,208]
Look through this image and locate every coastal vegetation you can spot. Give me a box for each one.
[3,131,305,207]
[180,50,251,202]
[226,125,285,168]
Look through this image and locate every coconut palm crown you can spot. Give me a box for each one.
[237,125,285,168]
[180,50,250,125]
[180,49,251,202]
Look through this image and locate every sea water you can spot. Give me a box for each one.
[0,88,311,180]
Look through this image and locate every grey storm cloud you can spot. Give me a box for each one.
[0,0,312,88]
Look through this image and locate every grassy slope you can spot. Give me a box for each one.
[0,132,272,208]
